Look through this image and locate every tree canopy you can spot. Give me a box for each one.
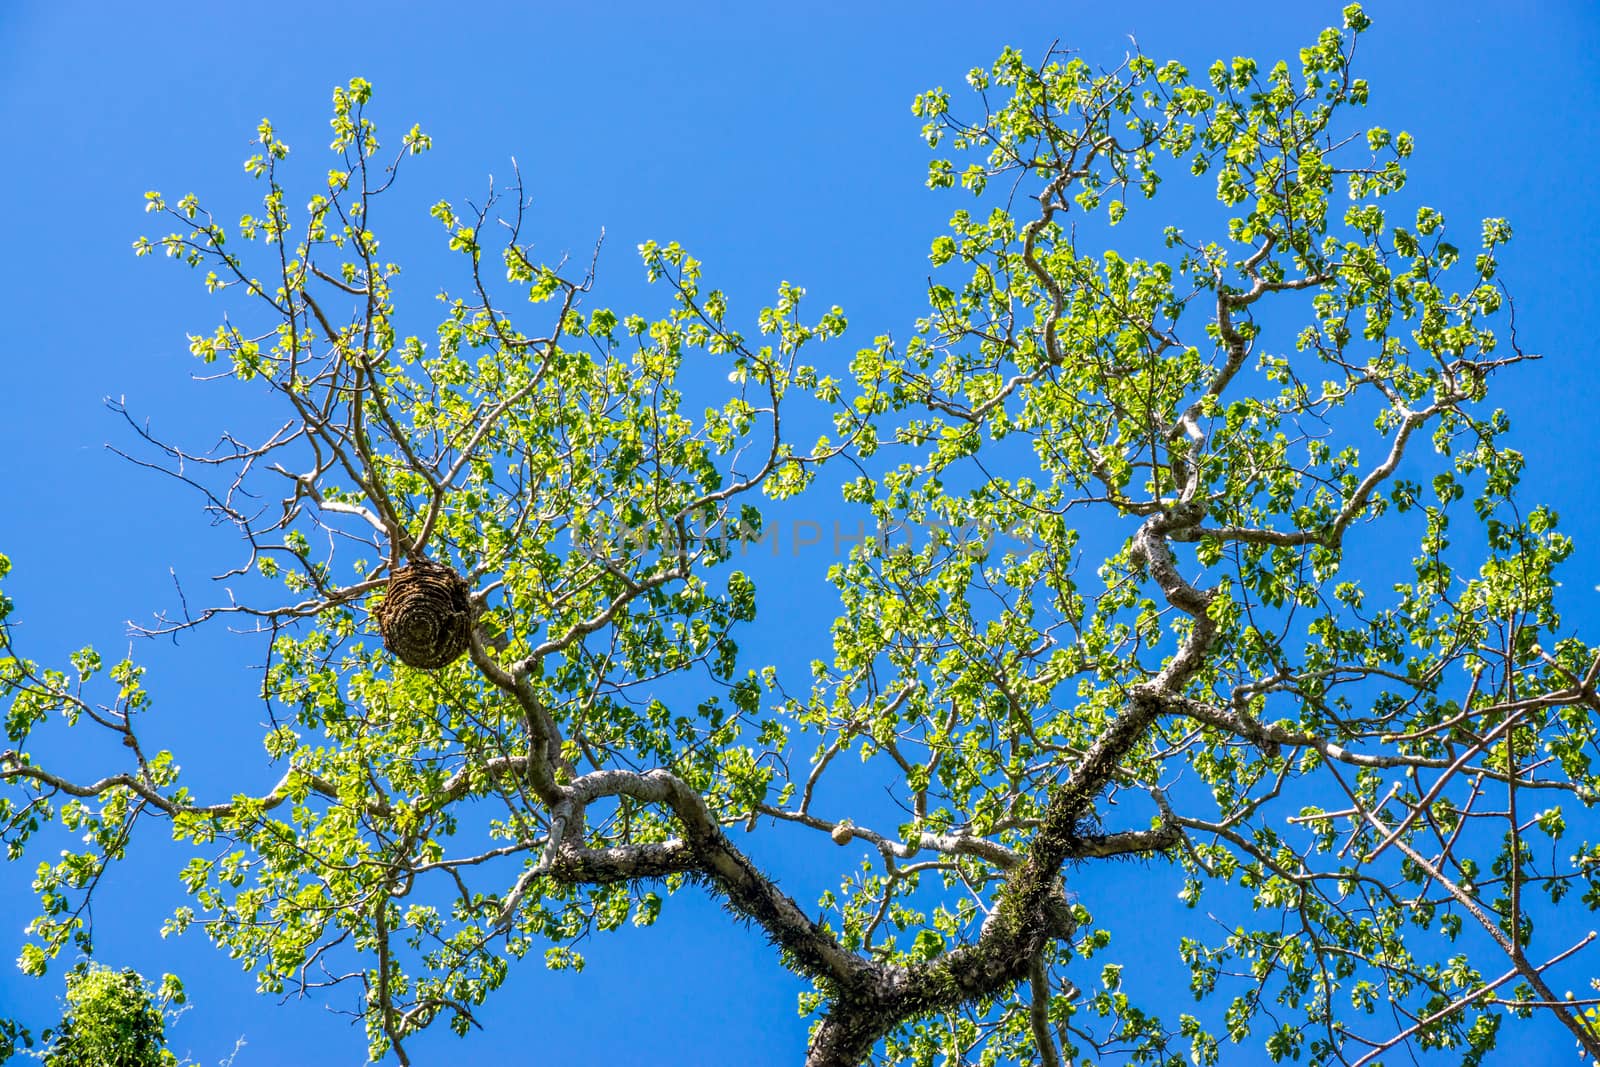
[4,7,1600,1064]
[41,965,181,1067]
[1,964,183,1067]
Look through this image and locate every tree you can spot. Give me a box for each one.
[3,5,1599,1063]
[25,964,182,1067]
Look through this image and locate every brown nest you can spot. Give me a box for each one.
[374,558,474,669]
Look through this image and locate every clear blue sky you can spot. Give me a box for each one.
[2,2,1598,1063]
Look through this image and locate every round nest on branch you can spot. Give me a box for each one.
[374,558,474,670]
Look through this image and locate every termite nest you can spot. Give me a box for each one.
[374,557,474,669]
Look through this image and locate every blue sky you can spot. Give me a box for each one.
[2,2,1599,1063]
